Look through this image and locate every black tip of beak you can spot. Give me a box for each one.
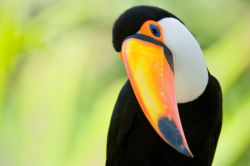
[178,145,194,158]
[158,117,193,158]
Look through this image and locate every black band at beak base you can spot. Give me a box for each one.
[125,33,174,72]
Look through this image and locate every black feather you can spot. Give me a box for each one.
[112,5,181,52]
[106,73,222,166]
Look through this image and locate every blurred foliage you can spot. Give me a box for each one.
[0,0,249,166]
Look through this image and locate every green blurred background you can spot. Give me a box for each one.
[0,0,249,165]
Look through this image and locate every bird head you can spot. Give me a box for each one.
[112,6,208,158]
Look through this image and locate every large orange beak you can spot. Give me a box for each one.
[121,34,193,157]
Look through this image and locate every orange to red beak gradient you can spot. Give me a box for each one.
[120,20,193,157]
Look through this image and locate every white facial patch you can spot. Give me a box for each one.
[158,18,208,103]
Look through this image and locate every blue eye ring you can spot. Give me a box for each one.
[150,24,160,37]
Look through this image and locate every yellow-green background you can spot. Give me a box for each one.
[0,0,249,165]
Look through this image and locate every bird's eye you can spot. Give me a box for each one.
[150,24,160,37]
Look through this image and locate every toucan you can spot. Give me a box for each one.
[106,6,222,166]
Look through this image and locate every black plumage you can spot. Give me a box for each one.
[106,6,222,166]
[106,74,222,166]
[112,6,181,52]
